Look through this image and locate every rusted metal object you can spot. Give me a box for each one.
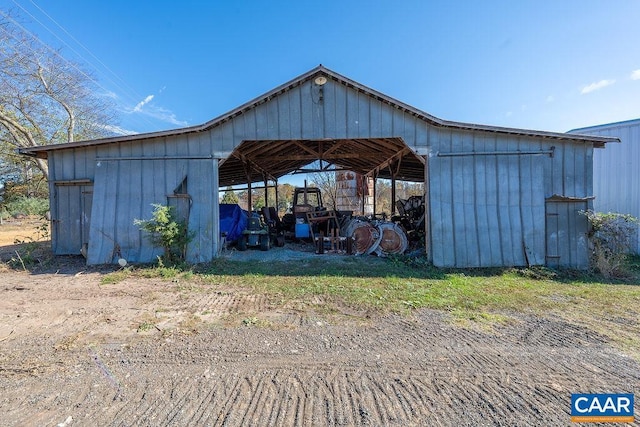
[374,222,408,257]
[344,219,381,255]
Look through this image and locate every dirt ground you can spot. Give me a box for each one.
[1,219,639,426]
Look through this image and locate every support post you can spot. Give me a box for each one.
[361,174,366,216]
[263,175,268,210]
[390,170,397,215]
[274,178,279,216]
[372,174,377,218]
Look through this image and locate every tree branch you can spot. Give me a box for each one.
[37,64,75,143]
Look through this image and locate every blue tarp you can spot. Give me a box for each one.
[219,204,247,242]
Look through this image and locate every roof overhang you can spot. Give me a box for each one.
[19,65,619,161]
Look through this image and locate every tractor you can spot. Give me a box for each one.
[281,186,325,239]
[237,212,270,251]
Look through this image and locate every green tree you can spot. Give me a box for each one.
[220,187,239,204]
[277,183,294,213]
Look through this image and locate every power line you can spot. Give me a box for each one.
[0,9,112,96]
[9,1,140,105]
[3,3,158,131]
[27,0,148,107]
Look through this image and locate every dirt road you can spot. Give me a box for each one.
[1,264,638,426]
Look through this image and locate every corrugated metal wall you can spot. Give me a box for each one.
[47,77,595,268]
[86,157,218,265]
[545,199,590,269]
[570,120,640,253]
[428,130,554,267]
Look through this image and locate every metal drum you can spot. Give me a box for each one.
[343,219,382,255]
[374,222,408,257]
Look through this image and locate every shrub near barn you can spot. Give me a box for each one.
[582,210,638,278]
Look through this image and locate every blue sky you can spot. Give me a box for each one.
[3,0,640,136]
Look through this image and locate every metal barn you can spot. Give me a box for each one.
[570,119,640,253]
[21,66,616,268]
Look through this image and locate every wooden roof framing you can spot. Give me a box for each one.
[218,137,425,186]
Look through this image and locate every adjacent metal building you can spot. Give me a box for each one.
[21,66,616,268]
[570,119,640,253]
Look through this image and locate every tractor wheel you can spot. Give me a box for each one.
[260,234,270,251]
[238,236,248,251]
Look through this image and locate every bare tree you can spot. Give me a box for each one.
[309,171,338,210]
[0,12,116,178]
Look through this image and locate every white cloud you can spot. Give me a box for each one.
[134,105,188,127]
[631,69,640,80]
[102,90,118,100]
[581,79,616,94]
[546,95,555,103]
[129,89,188,127]
[133,94,154,112]
[101,124,139,136]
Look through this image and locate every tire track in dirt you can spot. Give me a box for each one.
[2,311,639,426]
[4,357,638,426]
[193,292,270,318]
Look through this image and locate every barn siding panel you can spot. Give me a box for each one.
[379,99,393,137]
[87,158,217,265]
[41,72,601,267]
[358,92,370,138]
[300,83,314,139]
[277,95,292,140]
[52,184,81,254]
[329,82,347,138]
[428,129,547,268]
[496,154,514,266]
[571,120,640,253]
[473,134,490,266]
[346,88,359,139]
[369,99,382,136]
[255,103,269,139]
[87,160,120,264]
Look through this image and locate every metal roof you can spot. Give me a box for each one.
[20,65,619,185]
[569,117,640,134]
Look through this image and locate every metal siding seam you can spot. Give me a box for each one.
[513,151,525,266]
[87,161,109,264]
[486,136,501,266]
[519,140,530,265]
[323,82,336,137]
[437,149,555,157]
[369,98,381,136]
[133,158,144,262]
[424,153,432,263]
[447,133,457,267]
[474,137,488,266]
[496,155,508,266]
[278,95,291,140]
[301,82,313,139]
[358,90,369,138]
[211,159,220,259]
[461,143,474,266]
[429,154,442,266]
